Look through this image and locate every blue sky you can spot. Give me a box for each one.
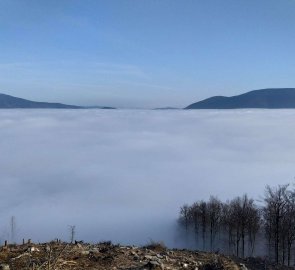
[1,0,295,108]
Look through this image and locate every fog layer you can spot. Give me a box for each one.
[0,109,294,246]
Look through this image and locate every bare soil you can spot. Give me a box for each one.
[0,241,291,270]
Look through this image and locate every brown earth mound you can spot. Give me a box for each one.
[0,241,288,270]
[0,241,240,270]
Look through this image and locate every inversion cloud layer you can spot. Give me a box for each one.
[0,109,294,246]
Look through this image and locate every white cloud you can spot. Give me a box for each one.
[0,109,294,246]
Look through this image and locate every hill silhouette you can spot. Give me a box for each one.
[186,88,295,109]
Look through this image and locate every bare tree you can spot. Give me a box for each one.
[207,196,222,251]
[239,194,257,258]
[221,201,234,254]
[282,188,295,266]
[177,184,295,264]
[190,202,201,247]
[263,185,288,264]
[247,205,261,256]
[199,201,207,250]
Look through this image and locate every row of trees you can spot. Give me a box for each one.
[178,184,295,266]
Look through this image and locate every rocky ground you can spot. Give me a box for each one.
[0,241,291,270]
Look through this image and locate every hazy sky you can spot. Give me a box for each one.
[0,109,294,246]
[1,0,295,108]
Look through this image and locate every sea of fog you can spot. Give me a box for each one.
[0,109,294,247]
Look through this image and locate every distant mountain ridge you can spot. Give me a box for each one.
[0,93,115,109]
[153,107,180,110]
[185,88,295,109]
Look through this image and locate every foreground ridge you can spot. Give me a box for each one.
[0,241,289,270]
[0,241,243,270]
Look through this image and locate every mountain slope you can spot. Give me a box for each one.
[0,93,81,109]
[185,88,295,109]
[0,93,116,109]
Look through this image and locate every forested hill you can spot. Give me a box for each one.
[185,88,295,109]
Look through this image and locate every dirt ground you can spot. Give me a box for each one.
[0,241,291,270]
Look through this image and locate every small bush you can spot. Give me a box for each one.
[98,240,112,246]
[143,240,166,252]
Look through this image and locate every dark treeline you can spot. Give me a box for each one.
[178,184,295,266]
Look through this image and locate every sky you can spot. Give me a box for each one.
[1,0,295,108]
[0,109,295,246]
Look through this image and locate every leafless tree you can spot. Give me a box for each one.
[177,184,295,265]
[281,188,295,266]
[246,205,261,256]
[263,184,288,264]
[207,196,222,251]
[179,204,191,244]
[199,201,207,250]
[190,202,201,246]
[221,201,234,254]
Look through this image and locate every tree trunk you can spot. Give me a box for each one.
[242,232,245,258]
[287,242,291,267]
